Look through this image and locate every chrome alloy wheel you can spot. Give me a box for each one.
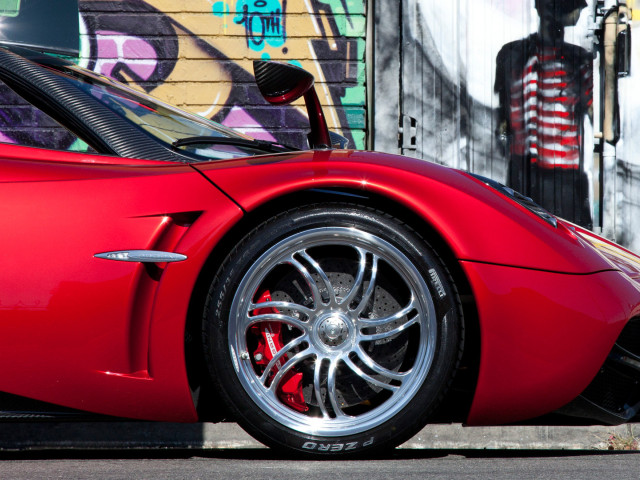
[228,227,438,437]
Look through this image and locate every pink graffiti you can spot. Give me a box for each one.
[0,132,15,144]
[222,106,277,142]
[94,30,158,80]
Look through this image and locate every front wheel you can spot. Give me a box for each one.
[203,204,462,455]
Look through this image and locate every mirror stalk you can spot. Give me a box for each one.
[303,89,331,149]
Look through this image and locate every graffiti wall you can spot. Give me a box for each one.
[374,0,640,252]
[77,0,367,149]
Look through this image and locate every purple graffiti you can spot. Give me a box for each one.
[0,132,15,144]
[222,106,277,142]
[94,30,158,81]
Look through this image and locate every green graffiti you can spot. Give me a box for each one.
[0,0,20,17]
[68,138,92,153]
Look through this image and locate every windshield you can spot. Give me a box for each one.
[46,63,266,161]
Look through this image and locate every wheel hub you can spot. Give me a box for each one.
[317,314,350,347]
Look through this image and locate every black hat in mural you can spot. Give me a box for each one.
[534,0,588,15]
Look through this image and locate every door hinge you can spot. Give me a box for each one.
[399,114,417,151]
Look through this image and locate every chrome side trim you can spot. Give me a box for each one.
[94,250,187,263]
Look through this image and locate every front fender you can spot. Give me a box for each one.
[195,150,613,274]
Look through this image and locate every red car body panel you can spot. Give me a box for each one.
[2,141,640,426]
[0,144,243,421]
[463,264,640,425]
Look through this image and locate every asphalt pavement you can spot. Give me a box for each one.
[0,449,637,480]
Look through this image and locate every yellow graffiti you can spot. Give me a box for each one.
[144,0,345,131]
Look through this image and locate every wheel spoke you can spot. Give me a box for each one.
[313,357,330,418]
[359,315,420,342]
[353,254,379,315]
[298,250,337,305]
[259,335,309,385]
[343,355,399,392]
[354,345,409,382]
[250,300,315,318]
[267,349,314,395]
[359,295,416,327]
[288,256,324,308]
[327,360,348,418]
[245,313,309,333]
[340,247,367,307]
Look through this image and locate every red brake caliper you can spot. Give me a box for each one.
[251,291,308,412]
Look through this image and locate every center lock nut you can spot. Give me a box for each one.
[317,315,350,347]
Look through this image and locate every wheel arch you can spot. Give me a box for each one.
[185,187,480,421]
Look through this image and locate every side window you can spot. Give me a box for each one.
[0,79,96,153]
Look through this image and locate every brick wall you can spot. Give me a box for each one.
[78,0,367,149]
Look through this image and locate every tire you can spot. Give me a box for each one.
[202,204,462,455]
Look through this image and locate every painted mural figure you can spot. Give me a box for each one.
[495,0,593,228]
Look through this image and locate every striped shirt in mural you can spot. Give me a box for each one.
[508,47,592,169]
[495,34,593,170]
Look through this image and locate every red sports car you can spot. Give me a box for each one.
[1,45,639,456]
